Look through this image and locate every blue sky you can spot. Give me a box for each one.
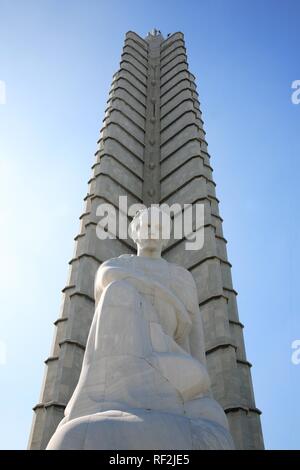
[0,0,299,449]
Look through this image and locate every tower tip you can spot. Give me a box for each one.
[145,28,164,41]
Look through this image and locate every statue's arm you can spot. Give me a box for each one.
[173,266,207,365]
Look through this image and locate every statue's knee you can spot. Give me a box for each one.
[184,396,229,430]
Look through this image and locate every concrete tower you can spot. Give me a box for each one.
[28,30,264,450]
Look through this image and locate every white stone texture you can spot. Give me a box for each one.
[48,244,233,449]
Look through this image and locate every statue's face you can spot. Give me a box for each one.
[131,208,171,251]
[136,213,163,250]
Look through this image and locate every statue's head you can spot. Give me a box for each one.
[129,206,172,256]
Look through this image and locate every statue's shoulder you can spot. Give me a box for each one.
[99,254,135,269]
[168,261,196,286]
[168,262,198,308]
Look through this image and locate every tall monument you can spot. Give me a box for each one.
[28,30,264,450]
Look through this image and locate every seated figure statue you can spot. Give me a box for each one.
[47,207,234,450]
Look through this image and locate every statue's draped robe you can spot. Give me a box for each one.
[47,255,234,449]
[62,255,212,423]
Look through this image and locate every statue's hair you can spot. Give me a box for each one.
[128,207,172,248]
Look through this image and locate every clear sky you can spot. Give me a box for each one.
[0,0,299,450]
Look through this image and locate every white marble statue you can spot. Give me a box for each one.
[47,207,234,450]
